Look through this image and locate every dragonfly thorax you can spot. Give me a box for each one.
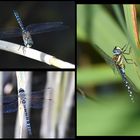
[112,55,125,69]
[18,88,26,98]
[22,31,33,47]
[113,46,122,55]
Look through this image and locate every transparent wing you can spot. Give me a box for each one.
[3,89,52,113]
[3,96,18,113]
[94,44,117,73]
[0,27,22,39]
[26,22,68,35]
[30,89,52,109]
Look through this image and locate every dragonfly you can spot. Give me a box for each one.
[0,10,67,48]
[94,44,137,103]
[3,87,52,135]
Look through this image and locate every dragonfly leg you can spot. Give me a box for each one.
[22,47,26,54]
[18,45,22,51]
[123,56,137,66]
[121,44,128,51]
[122,45,137,66]
[18,45,26,54]
[123,47,131,55]
[122,44,132,55]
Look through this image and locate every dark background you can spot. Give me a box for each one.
[0,1,75,69]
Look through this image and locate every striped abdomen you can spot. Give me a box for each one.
[19,88,32,135]
[118,67,135,103]
[13,10,25,32]
[22,103,32,135]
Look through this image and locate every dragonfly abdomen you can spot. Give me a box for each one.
[119,67,135,103]
[23,103,32,135]
[19,88,32,135]
[13,10,25,32]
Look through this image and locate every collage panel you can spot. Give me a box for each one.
[0,1,75,69]
[1,71,75,138]
[77,4,140,136]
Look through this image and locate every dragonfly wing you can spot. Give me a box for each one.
[31,100,43,109]
[26,22,68,35]
[3,88,51,111]
[0,27,22,39]
[3,95,18,113]
[31,89,52,109]
[30,89,44,109]
[94,44,116,73]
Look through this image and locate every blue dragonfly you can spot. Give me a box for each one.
[0,10,67,48]
[94,44,138,103]
[3,88,52,135]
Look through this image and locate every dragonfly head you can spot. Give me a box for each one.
[18,88,25,94]
[113,46,122,55]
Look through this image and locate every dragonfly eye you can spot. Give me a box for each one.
[19,88,24,93]
[113,47,122,55]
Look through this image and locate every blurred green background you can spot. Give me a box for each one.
[77,4,140,136]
